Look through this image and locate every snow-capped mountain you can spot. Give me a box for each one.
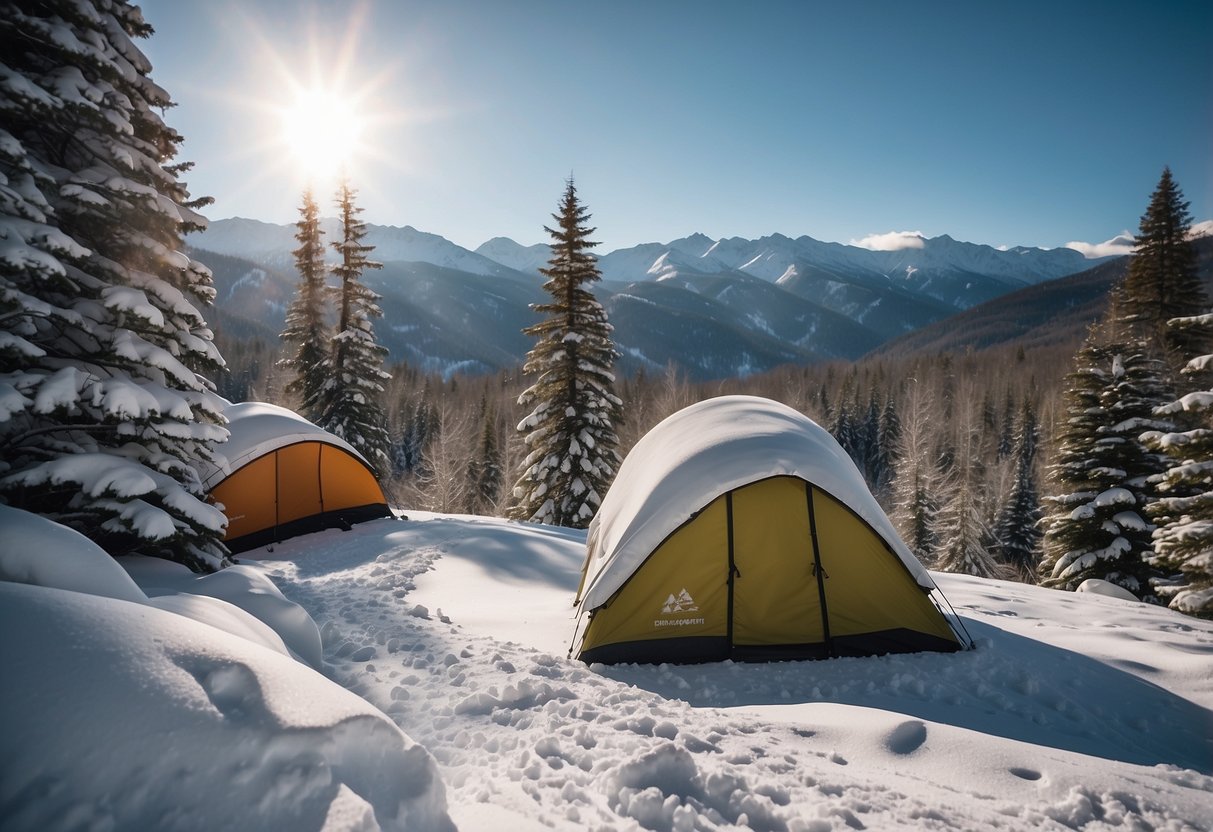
[192,217,1128,380]
[473,237,551,275]
[595,232,1101,308]
[478,230,1098,290]
[196,218,523,280]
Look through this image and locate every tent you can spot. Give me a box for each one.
[200,402,391,553]
[573,396,965,664]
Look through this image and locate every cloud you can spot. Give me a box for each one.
[1064,231,1135,259]
[849,230,926,251]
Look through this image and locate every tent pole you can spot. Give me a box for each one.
[725,492,736,655]
[805,484,833,656]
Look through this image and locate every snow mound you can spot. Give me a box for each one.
[1077,578,1141,602]
[0,581,453,831]
[0,504,147,604]
[145,592,293,659]
[125,556,324,669]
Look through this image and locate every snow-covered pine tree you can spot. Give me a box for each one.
[1142,311,1213,618]
[934,403,1004,578]
[279,187,329,421]
[992,397,1042,581]
[1039,339,1171,596]
[509,179,622,528]
[0,0,229,571]
[1113,167,1207,363]
[318,179,391,474]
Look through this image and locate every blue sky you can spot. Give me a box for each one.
[140,0,1212,253]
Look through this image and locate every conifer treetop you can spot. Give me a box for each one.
[1116,167,1205,359]
[510,179,622,529]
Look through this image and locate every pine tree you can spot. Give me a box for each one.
[509,179,623,528]
[830,401,857,464]
[934,406,1004,579]
[404,382,438,477]
[860,391,882,487]
[992,398,1042,581]
[1039,339,1171,596]
[279,188,330,421]
[1114,167,1206,362]
[873,393,901,497]
[1142,312,1213,618]
[996,389,1016,460]
[0,0,229,571]
[318,179,391,474]
[466,394,503,515]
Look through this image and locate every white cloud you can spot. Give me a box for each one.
[1064,231,1136,259]
[849,230,926,251]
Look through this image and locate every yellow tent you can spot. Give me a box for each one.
[573,396,964,664]
[200,402,391,553]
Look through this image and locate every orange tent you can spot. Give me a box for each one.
[201,402,391,553]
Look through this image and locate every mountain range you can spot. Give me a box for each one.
[192,218,1123,380]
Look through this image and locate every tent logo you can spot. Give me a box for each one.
[660,588,699,614]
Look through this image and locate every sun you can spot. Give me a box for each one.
[280,87,364,181]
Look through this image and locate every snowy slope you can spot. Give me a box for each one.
[250,513,1213,831]
[0,507,452,831]
[4,503,1212,830]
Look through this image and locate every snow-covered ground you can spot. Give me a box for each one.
[4,508,1212,830]
[258,512,1212,831]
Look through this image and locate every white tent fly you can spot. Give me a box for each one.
[573,396,966,664]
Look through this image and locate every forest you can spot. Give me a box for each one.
[218,168,1213,619]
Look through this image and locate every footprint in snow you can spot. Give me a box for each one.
[1009,767,1042,781]
[885,720,927,755]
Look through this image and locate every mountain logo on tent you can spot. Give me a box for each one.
[661,589,698,614]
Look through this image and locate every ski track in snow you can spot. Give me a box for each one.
[256,515,1213,832]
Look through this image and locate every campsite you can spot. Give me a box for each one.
[3,397,1211,830]
[2,2,1210,829]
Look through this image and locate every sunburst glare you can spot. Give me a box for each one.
[279,87,364,181]
[206,4,436,207]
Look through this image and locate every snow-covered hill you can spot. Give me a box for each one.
[7,504,1210,830]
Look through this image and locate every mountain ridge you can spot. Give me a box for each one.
[192,218,1157,381]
